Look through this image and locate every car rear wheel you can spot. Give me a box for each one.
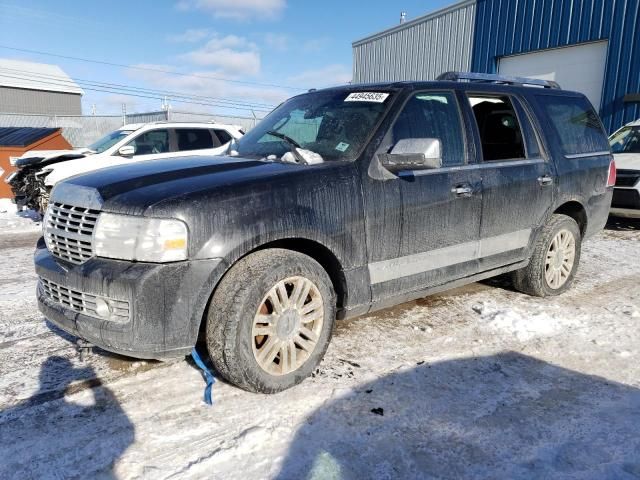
[206,248,336,393]
[512,214,582,297]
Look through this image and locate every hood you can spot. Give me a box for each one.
[15,148,92,168]
[57,155,309,213]
[613,153,640,171]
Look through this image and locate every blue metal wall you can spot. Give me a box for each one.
[471,0,640,132]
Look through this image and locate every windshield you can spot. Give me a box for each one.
[88,129,134,153]
[233,90,394,162]
[610,127,640,154]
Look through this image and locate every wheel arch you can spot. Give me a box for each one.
[553,200,588,237]
[196,236,349,336]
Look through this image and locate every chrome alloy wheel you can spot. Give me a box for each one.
[252,276,324,376]
[544,229,576,289]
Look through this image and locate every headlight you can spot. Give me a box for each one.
[93,213,188,262]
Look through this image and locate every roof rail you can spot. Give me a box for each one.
[437,71,561,89]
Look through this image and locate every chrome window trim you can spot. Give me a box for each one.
[564,151,611,159]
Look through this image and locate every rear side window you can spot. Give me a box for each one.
[537,95,609,155]
[176,129,214,151]
[391,91,465,167]
[213,129,232,145]
[468,95,526,161]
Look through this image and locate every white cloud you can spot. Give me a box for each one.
[125,64,291,115]
[176,0,286,20]
[179,34,260,76]
[288,64,352,89]
[167,28,210,43]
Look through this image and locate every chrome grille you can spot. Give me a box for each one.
[45,202,100,264]
[39,277,130,323]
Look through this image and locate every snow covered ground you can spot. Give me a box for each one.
[0,212,639,479]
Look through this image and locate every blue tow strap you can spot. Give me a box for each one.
[191,347,215,405]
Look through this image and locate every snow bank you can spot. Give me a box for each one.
[0,198,41,234]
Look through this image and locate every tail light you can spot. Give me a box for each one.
[607,158,616,187]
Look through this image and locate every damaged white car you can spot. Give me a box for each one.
[8,122,244,212]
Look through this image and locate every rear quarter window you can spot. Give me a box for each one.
[537,95,609,156]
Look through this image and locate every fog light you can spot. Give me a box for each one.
[95,297,112,318]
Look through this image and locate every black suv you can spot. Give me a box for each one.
[35,73,615,393]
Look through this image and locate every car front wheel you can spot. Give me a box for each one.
[206,248,336,393]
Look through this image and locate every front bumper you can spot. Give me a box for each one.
[35,241,225,359]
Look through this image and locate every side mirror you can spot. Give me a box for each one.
[118,145,135,157]
[380,138,442,172]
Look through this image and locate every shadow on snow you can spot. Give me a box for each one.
[277,352,640,479]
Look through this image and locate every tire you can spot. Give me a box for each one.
[206,248,336,393]
[512,214,582,297]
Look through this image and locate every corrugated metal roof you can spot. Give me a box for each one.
[0,127,59,147]
[0,58,84,95]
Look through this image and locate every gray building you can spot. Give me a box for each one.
[352,0,476,85]
[0,59,83,115]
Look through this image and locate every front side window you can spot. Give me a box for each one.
[126,129,170,155]
[468,95,526,161]
[537,95,609,155]
[610,127,640,154]
[390,91,465,167]
[233,90,393,162]
[176,129,214,151]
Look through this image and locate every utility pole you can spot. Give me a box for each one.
[122,103,127,125]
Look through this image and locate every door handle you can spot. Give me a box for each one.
[451,185,473,197]
[538,175,553,186]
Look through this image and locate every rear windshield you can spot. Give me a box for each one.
[610,127,640,154]
[537,95,609,156]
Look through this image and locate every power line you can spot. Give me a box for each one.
[0,71,274,112]
[0,44,306,91]
[0,66,278,111]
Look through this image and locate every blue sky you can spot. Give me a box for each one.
[0,0,452,115]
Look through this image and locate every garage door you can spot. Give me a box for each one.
[498,41,608,110]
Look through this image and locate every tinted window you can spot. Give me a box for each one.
[391,92,465,167]
[126,129,169,155]
[213,129,232,145]
[176,129,214,151]
[538,95,609,155]
[610,127,640,154]
[468,95,526,161]
[512,99,542,158]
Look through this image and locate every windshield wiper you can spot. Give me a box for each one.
[266,130,301,148]
[265,130,306,164]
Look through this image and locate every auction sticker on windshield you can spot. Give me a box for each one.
[345,92,389,103]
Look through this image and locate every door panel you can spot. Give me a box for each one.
[477,160,553,271]
[464,94,554,271]
[362,90,482,303]
[368,168,482,300]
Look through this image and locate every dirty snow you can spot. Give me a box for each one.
[0,217,639,479]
